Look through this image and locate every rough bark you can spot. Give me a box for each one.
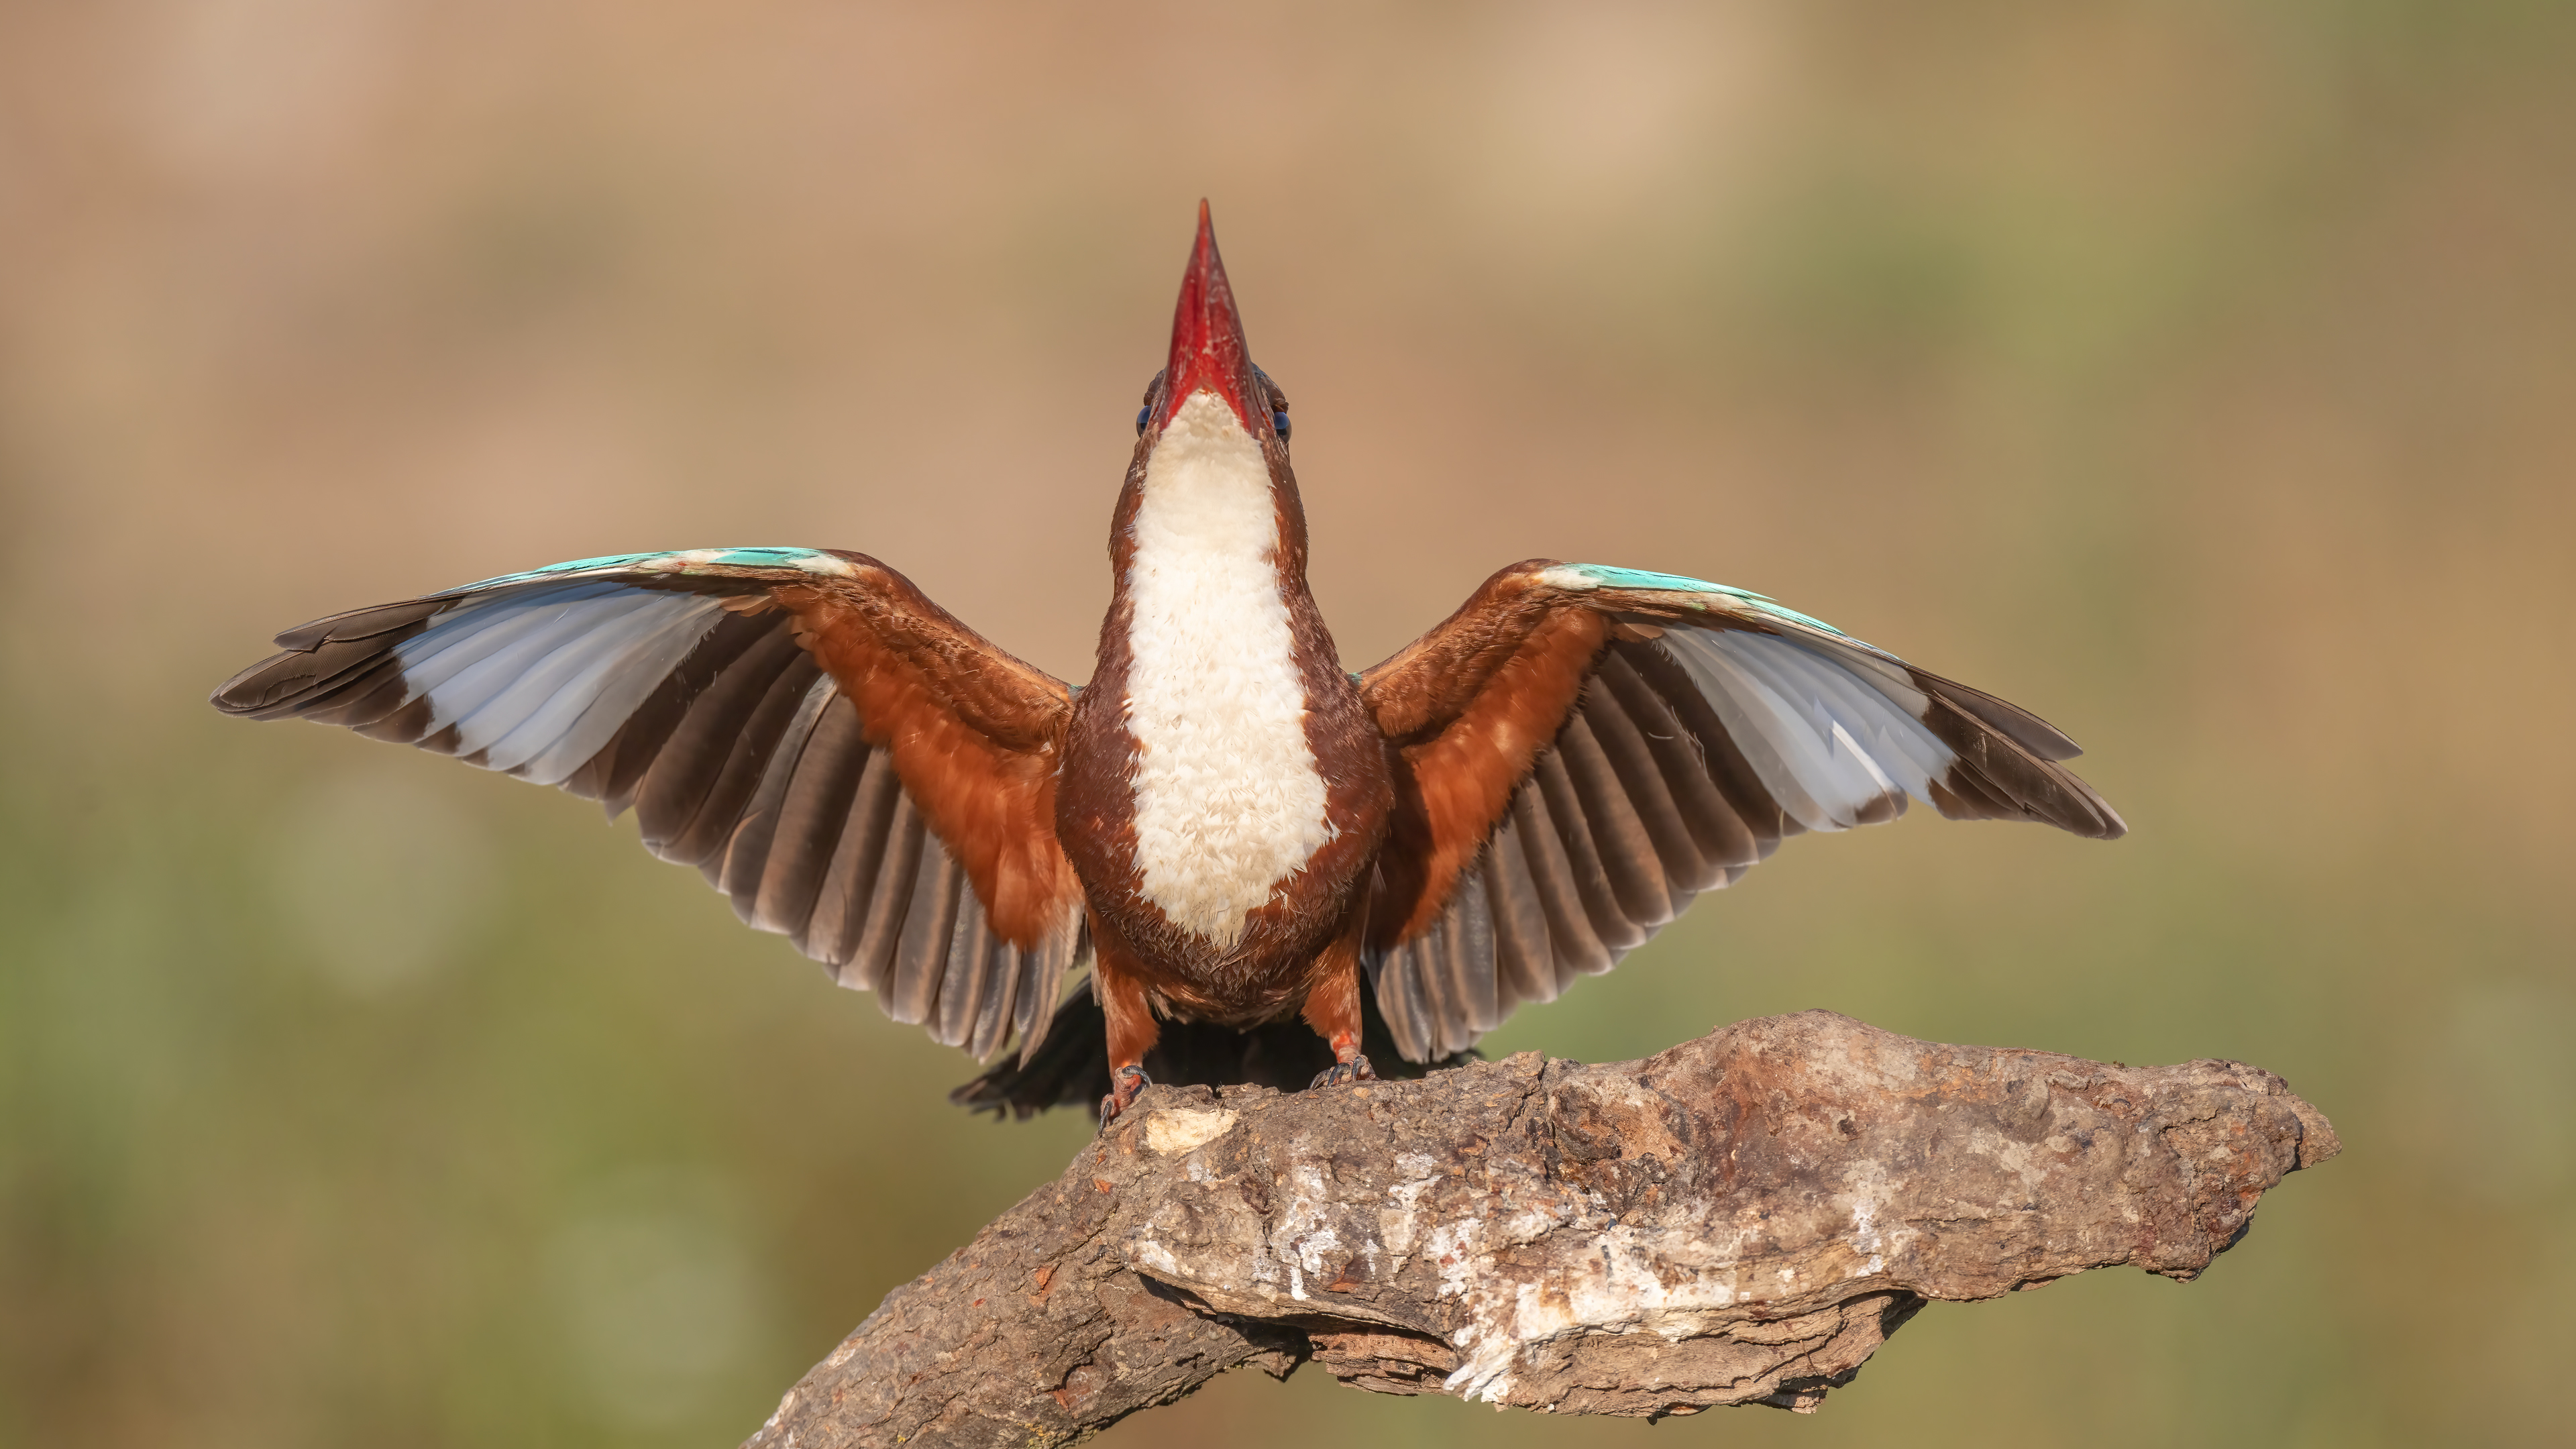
[745,1010,2339,1446]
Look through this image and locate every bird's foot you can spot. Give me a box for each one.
[1098,1064,1151,1130]
[1309,1054,1377,1090]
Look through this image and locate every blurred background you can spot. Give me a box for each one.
[3,1,2571,1445]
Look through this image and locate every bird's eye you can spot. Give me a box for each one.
[1135,407,1150,435]
[1273,411,1291,441]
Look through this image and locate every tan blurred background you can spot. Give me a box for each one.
[3,1,2571,1445]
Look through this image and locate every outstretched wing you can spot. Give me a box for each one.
[1357,560,2124,1061]
[213,547,1085,1062]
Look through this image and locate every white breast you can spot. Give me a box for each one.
[1123,390,1332,947]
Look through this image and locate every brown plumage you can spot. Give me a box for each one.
[213,203,2124,1123]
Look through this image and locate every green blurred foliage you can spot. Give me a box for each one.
[3,1,2571,1446]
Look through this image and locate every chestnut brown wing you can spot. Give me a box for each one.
[213,547,1085,1063]
[1358,560,2123,1061]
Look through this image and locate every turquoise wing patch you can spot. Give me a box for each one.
[1554,562,1851,640]
[440,547,855,598]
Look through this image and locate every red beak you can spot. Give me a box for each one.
[1154,201,1265,435]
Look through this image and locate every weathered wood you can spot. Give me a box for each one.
[746,1010,2338,1446]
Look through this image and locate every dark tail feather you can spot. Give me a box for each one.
[949,972,1474,1120]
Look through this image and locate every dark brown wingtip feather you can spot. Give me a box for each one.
[1919,691,2128,841]
[1911,669,2088,761]
[209,648,337,714]
[213,597,460,716]
[272,598,450,652]
[2088,796,2129,840]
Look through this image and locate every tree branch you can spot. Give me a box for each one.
[745,1010,2339,1446]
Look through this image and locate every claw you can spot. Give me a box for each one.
[1099,1064,1151,1129]
[1308,1053,1377,1091]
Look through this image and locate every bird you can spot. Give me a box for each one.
[213,202,2125,1125]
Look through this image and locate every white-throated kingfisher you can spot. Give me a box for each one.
[215,203,2124,1124]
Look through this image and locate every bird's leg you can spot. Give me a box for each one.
[1101,1064,1149,1129]
[1095,947,1159,1127]
[1300,924,1375,1090]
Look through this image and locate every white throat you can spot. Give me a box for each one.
[1122,390,1331,947]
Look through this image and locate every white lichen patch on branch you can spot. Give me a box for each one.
[1435,1213,1788,1404]
[1837,1150,1939,1283]
[1130,1235,1185,1280]
[1847,1198,1888,1278]
[1144,1107,1238,1155]
[1374,1152,1444,1273]
[1273,1158,1342,1301]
